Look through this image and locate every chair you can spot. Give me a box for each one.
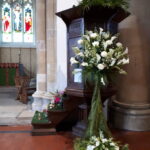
[15,76,30,101]
[20,78,36,104]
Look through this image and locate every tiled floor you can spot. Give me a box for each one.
[0,87,150,150]
[0,126,74,150]
[112,129,150,150]
[0,126,149,150]
[0,87,34,125]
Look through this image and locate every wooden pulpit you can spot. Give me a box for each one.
[56,6,130,136]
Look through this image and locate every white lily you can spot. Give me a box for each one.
[103,40,113,50]
[122,58,129,64]
[90,33,97,38]
[110,58,116,66]
[101,51,108,57]
[102,138,108,143]
[95,141,100,147]
[103,32,110,39]
[78,52,84,57]
[83,35,90,41]
[87,145,96,150]
[96,54,101,62]
[99,28,104,35]
[70,57,78,65]
[92,41,99,47]
[116,42,123,47]
[123,47,128,54]
[115,146,120,150]
[110,142,115,146]
[81,62,88,66]
[97,64,105,70]
[101,77,105,85]
[77,39,83,45]
[111,36,117,42]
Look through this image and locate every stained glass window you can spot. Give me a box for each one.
[0,0,35,46]
[24,3,33,42]
[2,3,12,42]
[13,3,22,42]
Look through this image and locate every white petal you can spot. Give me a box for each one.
[116,42,123,47]
[97,64,105,70]
[101,51,108,57]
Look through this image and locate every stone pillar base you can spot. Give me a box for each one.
[32,97,43,112]
[32,91,45,112]
[108,100,150,131]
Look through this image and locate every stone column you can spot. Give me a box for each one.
[32,0,47,111]
[108,0,150,131]
[46,0,57,92]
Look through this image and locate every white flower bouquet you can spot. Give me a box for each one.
[70,28,129,85]
[75,131,128,150]
[71,28,129,150]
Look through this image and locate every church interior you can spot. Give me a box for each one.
[0,0,150,150]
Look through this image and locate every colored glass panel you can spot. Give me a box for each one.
[24,3,33,42]
[1,0,34,44]
[13,3,23,42]
[2,3,12,42]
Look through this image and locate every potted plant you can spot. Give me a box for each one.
[47,91,69,127]
[31,111,51,129]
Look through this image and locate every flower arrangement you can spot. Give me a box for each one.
[71,28,129,86]
[48,91,64,111]
[71,28,129,150]
[75,131,128,150]
[32,111,49,124]
[78,0,130,11]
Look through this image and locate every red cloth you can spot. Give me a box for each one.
[0,63,19,68]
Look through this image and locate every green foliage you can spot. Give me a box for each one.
[71,29,130,150]
[121,144,129,150]
[71,29,129,86]
[84,77,111,139]
[47,91,66,111]
[74,138,88,150]
[32,111,49,124]
[48,102,63,111]
[78,0,130,11]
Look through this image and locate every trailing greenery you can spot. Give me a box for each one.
[78,0,130,11]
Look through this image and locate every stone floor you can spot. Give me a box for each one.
[0,87,34,125]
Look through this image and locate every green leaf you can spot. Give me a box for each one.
[78,0,130,11]
[121,144,129,150]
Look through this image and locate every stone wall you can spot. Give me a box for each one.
[0,48,36,77]
[118,0,150,104]
[109,0,150,131]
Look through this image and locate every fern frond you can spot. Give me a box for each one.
[78,0,130,11]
